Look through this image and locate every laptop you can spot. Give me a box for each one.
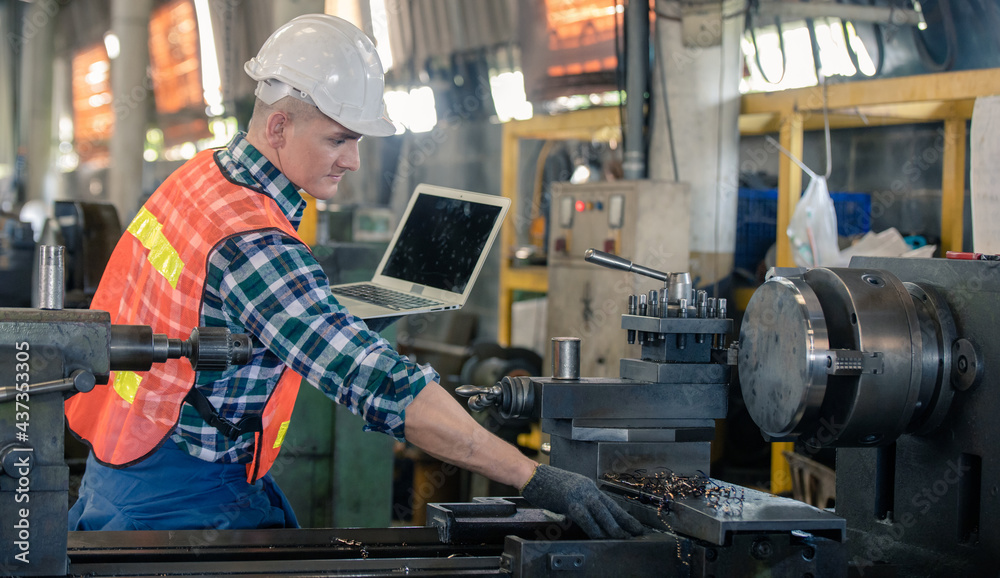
[329,184,510,319]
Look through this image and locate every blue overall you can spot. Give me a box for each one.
[68,439,299,531]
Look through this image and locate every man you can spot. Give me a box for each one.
[66,14,642,540]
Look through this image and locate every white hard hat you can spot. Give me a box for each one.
[245,14,395,137]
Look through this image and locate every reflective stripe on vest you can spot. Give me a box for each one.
[65,149,304,483]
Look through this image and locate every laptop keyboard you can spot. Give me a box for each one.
[331,284,444,311]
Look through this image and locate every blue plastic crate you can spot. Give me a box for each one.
[831,192,872,238]
[735,188,871,272]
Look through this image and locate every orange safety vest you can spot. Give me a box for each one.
[65,149,303,483]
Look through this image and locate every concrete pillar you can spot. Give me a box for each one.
[16,0,58,205]
[108,0,153,223]
[0,2,16,207]
[648,0,744,287]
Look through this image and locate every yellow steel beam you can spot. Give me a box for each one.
[775,112,804,270]
[741,68,1000,116]
[498,117,521,346]
[941,118,968,254]
[847,100,975,122]
[743,111,926,135]
[739,100,975,136]
[771,442,795,495]
[504,106,621,140]
[502,267,550,293]
[738,112,780,135]
[739,101,977,136]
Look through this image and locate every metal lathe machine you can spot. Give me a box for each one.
[1,245,997,576]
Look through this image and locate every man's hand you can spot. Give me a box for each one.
[520,464,645,539]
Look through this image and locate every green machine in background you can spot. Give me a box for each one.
[271,385,395,528]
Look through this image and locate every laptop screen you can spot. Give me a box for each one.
[380,193,503,294]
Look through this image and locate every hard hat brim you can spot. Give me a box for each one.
[332,114,397,138]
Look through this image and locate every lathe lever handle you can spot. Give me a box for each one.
[456,384,502,412]
[584,248,669,281]
[0,369,95,403]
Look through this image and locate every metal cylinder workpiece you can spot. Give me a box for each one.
[37,245,65,310]
[668,272,692,304]
[552,337,581,380]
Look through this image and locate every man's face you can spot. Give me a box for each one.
[279,112,362,200]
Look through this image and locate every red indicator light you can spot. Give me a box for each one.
[575,200,586,212]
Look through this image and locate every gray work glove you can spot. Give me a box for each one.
[520,464,645,539]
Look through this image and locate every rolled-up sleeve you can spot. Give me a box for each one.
[212,231,439,440]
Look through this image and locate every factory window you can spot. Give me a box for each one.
[384,86,438,134]
[490,69,534,123]
[741,18,878,93]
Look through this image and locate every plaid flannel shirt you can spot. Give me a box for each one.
[170,132,438,463]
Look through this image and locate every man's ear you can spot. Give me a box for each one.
[264,111,289,149]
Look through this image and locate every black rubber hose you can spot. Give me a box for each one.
[913,0,957,72]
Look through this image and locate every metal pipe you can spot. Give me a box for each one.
[585,249,669,281]
[623,0,650,180]
[37,245,64,310]
[552,337,581,380]
[755,1,921,25]
[668,272,692,304]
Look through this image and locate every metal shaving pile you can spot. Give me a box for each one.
[603,469,745,517]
